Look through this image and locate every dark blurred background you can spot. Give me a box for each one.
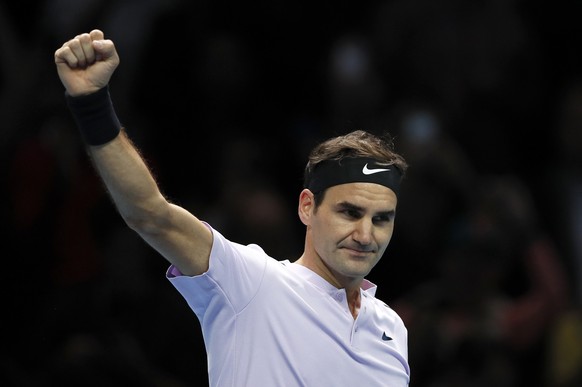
[1,0,582,386]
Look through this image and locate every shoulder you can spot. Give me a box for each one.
[367,293,407,330]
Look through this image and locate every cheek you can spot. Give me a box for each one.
[325,219,354,242]
[377,225,395,246]
[312,215,351,248]
[313,210,340,233]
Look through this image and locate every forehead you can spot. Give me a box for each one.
[323,182,397,210]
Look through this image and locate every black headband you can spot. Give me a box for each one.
[305,157,402,196]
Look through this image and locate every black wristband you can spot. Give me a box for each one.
[65,86,122,146]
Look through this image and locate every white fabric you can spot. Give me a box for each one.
[167,225,410,387]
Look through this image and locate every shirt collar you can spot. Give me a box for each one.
[284,260,378,297]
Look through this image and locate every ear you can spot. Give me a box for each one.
[298,189,315,226]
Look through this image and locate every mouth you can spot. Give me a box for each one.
[342,246,375,258]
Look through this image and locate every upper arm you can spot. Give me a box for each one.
[87,133,213,276]
[128,200,213,276]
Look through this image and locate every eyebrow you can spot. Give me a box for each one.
[336,201,395,218]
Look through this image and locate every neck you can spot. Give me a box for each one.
[346,288,361,319]
[295,254,363,319]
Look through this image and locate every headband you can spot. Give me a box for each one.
[305,157,402,196]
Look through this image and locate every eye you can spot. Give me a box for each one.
[341,208,362,219]
[372,213,393,225]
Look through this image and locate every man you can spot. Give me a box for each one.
[55,29,411,386]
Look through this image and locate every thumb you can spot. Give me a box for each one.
[92,39,117,61]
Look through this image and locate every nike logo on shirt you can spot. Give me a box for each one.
[382,332,393,341]
[362,163,391,175]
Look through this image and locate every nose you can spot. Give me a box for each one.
[352,218,373,246]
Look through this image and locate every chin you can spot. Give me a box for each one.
[342,262,374,279]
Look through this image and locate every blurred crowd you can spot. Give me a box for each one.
[1,1,581,386]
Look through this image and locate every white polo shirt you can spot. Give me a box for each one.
[167,225,410,387]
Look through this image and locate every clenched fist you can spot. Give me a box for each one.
[54,29,119,97]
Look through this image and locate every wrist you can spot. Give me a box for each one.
[66,85,122,146]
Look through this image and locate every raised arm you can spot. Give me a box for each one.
[54,29,212,276]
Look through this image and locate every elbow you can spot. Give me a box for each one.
[120,197,171,236]
[123,215,156,235]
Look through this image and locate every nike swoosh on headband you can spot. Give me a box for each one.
[362,163,391,175]
[305,157,402,196]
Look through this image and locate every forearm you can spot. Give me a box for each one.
[88,130,168,230]
[64,86,167,228]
